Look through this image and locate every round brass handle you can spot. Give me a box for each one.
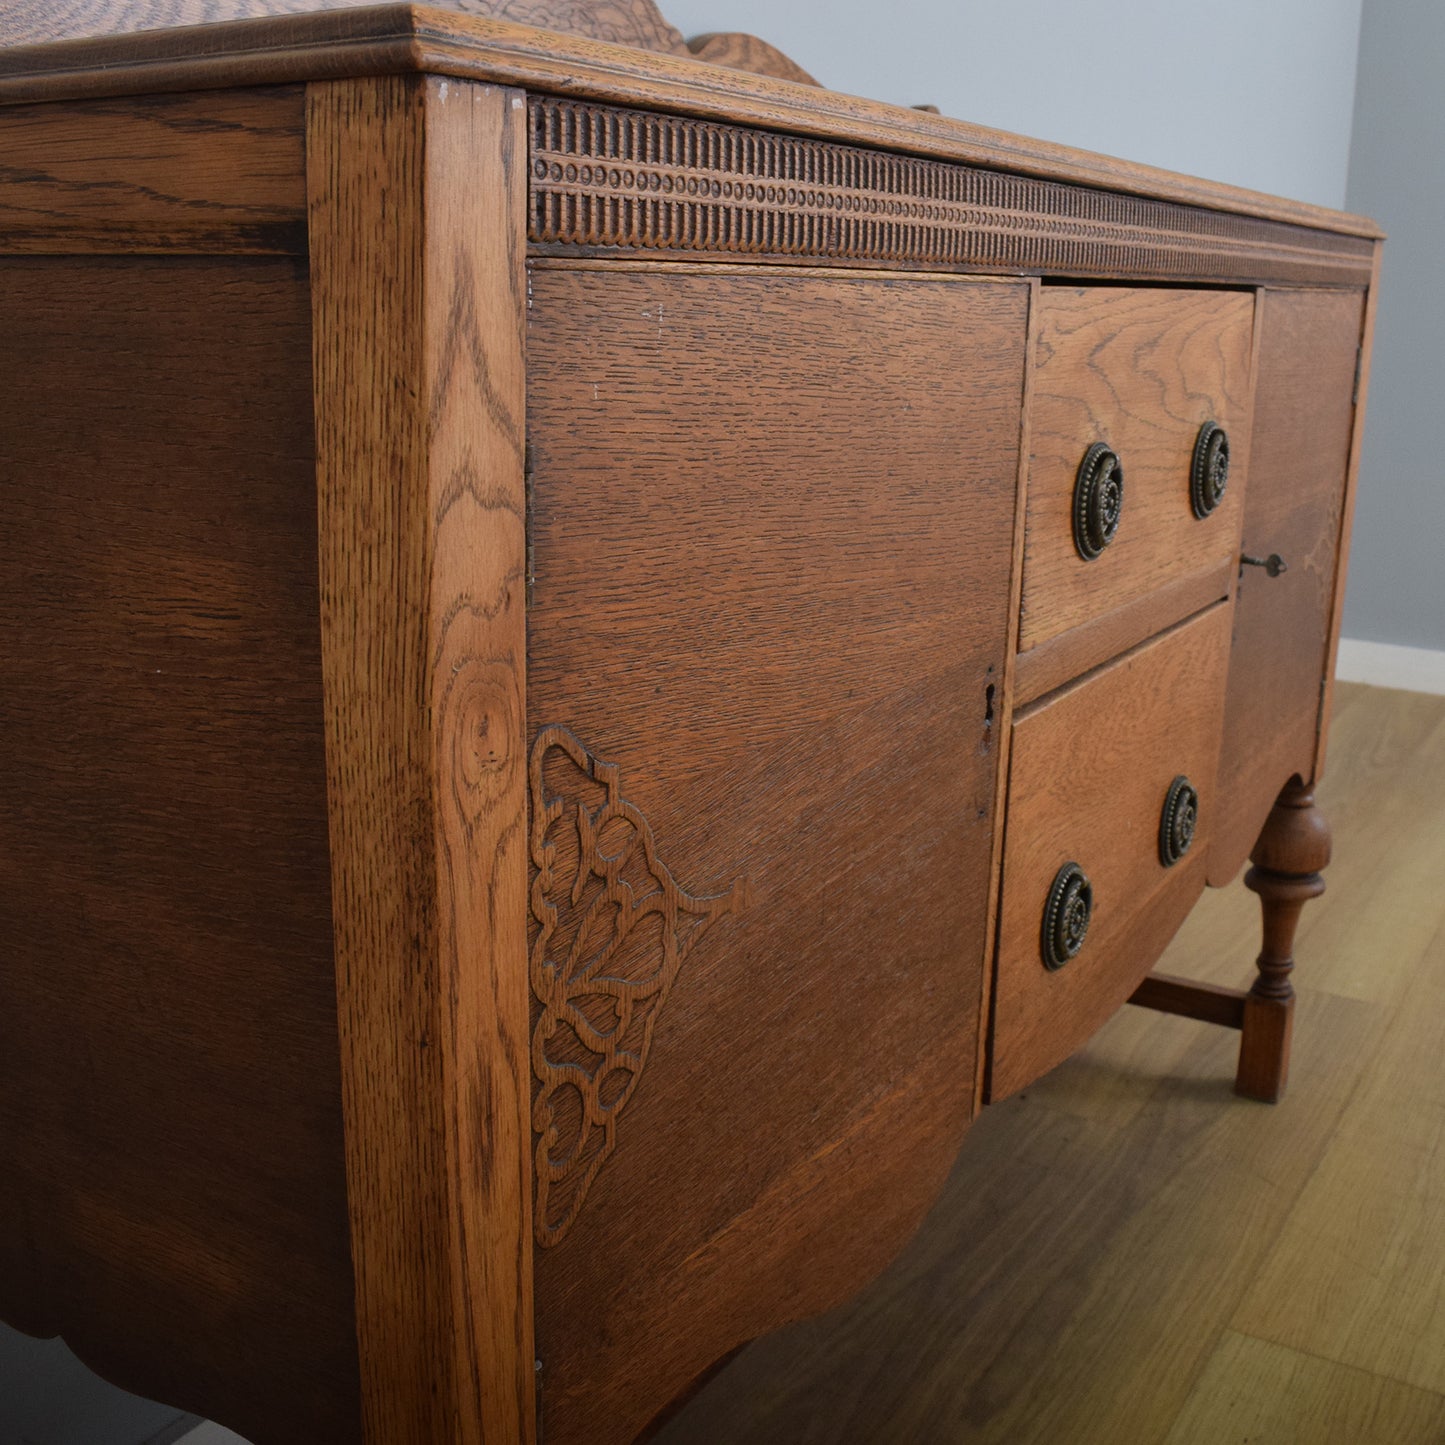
[1159,775,1200,867]
[1073,443,1124,561]
[1191,421,1230,519]
[1042,862,1093,970]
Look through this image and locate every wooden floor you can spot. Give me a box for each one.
[659,683,1445,1445]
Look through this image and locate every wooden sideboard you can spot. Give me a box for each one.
[0,4,1380,1442]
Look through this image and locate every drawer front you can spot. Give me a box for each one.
[990,603,1233,1101]
[1020,287,1255,670]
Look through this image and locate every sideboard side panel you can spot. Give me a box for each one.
[1317,241,1385,773]
[525,262,1028,1445]
[308,74,535,1445]
[0,86,307,254]
[1211,286,1367,885]
[0,255,359,1442]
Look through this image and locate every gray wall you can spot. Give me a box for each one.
[0,2,1379,1442]
[1341,0,1445,649]
[666,0,1365,208]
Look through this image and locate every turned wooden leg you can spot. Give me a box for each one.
[1236,779,1331,1103]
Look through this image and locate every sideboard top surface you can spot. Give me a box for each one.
[0,2,1381,243]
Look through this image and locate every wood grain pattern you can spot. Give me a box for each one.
[1317,240,1385,772]
[0,6,1384,1431]
[1280,692,1445,1013]
[657,980,1381,1445]
[685,32,818,86]
[308,73,534,1445]
[1210,287,1367,886]
[525,260,1029,1445]
[1225,692,1445,1396]
[0,255,359,1444]
[1013,558,1234,706]
[659,684,1441,1445]
[528,98,1374,287]
[0,0,690,55]
[529,724,750,1246]
[0,6,1381,245]
[972,274,1043,1111]
[0,87,306,253]
[1236,781,1332,1102]
[991,604,1233,1101]
[1164,1331,1445,1445]
[1129,971,1248,1029]
[1232,945,1445,1397]
[1021,287,1254,657]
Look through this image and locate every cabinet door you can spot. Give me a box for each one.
[1211,288,1366,884]
[524,264,1028,1445]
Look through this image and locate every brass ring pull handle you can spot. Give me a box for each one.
[1042,862,1093,970]
[1159,775,1199,867]
[1190,420,1230,519]
[1073,443,1124,561]
[1241,552,1288,578]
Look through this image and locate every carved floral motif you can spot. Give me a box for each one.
[529,725,747,1246]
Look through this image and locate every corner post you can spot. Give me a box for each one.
[309,74,534,1443]
[1237,779,1330,1102]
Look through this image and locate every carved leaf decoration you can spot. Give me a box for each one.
[529,725,747,1246]
[686,31,820,86]
[489,0,690,54]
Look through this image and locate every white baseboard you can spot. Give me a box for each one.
[1336,638,1445,696]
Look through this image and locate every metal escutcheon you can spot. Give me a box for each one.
[1073,443,1124,560]
[1042,861,1093,970]
[1159,775,1200,867]
[1191,421,1230,519]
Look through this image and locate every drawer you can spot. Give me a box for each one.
[989,602,1233,1101]
[1018,287,1254,694]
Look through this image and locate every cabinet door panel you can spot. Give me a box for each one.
[525,263,1028,1445]
[1211,288,1366,885]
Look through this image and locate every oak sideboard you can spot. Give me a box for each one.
[0,3,1380,1442]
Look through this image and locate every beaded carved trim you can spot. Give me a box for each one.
[528,97,1373,287]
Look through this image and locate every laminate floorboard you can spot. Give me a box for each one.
[1163,1332,1445,1445]
[658,683,1445,1445]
